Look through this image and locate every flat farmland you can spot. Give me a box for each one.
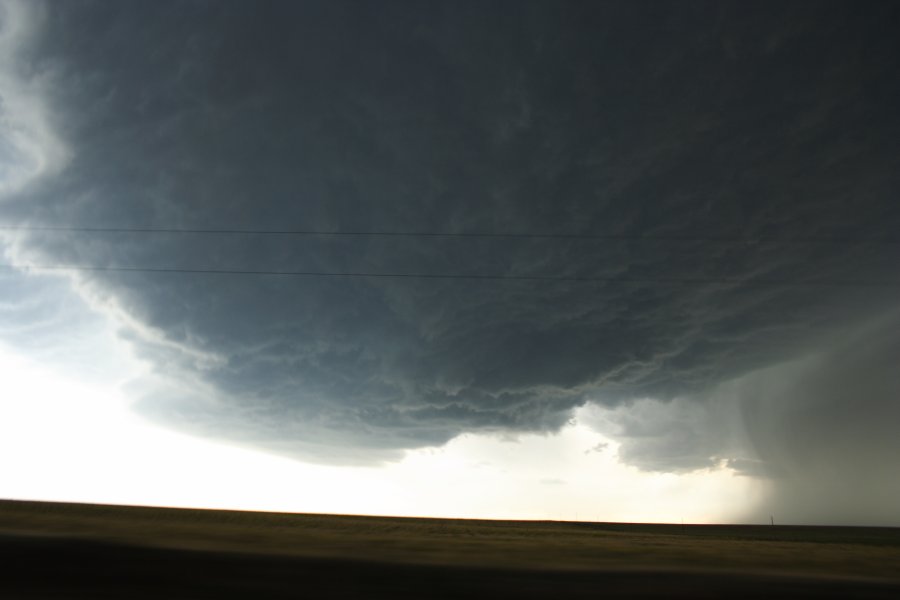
[1,499,898,598]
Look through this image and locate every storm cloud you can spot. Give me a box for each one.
[1,1,899,520]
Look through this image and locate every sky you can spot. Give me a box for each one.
[1,0,898,525]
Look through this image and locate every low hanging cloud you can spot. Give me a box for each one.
[581,312,900,525]
[1,0,899,521]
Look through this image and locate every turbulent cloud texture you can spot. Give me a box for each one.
[1,1,899,520]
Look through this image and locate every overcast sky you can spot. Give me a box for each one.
[1,0,898,525]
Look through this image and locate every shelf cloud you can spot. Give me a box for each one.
[2,0,898,523]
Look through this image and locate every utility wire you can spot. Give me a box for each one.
[1,225,898,246]
[3,263,898,288]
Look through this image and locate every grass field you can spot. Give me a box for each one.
[1,499,899,598]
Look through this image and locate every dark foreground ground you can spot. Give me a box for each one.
[1,500,899,599]
[3,534,900,599]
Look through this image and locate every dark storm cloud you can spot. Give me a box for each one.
[582,394,744,473]
[3,0,899,502]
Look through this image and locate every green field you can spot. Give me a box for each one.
[1,499,899,598]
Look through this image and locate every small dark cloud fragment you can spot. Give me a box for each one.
[585,442,609,455]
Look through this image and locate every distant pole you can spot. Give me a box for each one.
[770,515,774,526]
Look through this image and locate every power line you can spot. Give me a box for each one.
[3,263,898,288]
[1,225,898,246]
